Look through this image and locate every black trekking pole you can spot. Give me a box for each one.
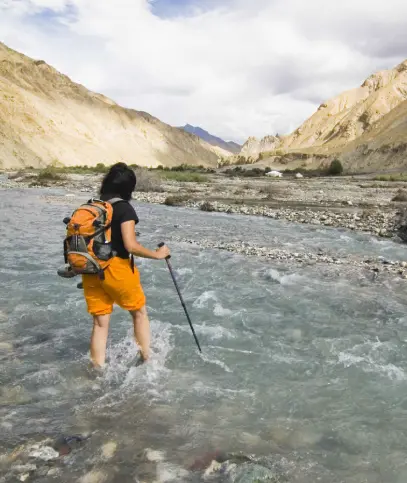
[158,243,202,353]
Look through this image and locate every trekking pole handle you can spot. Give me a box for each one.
[158,242,171,259]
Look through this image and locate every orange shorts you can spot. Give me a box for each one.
[82,257,146,316]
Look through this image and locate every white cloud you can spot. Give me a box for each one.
[1,0,406,143]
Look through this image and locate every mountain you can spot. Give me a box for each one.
[181,124,241,154]
[241,59,407,172]
[240,135,281,158]
[0,42,222,170]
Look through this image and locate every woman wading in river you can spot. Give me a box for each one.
[81,163,170,368]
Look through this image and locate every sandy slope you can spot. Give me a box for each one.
[240,59,407,171]
[0,42,227,169]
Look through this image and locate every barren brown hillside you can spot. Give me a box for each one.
[240,59,407,172]
[0,42,227,169]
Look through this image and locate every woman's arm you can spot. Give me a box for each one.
[121,220,170,260]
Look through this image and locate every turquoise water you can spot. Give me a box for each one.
[1,188,407,482]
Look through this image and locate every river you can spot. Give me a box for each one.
[1,187,407,482]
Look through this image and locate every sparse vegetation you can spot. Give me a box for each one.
[39,163,109,174]
[327,159,344,176]
[358,183,394,189]
[8,170,26,180]
[164,195,190,206]
[374,174,407,182]
[162,171,208,183]
[95,163,108,173]
[281,164,345,178]
[224,166,268,178]
[259,183,285,199]
[153,163,213,173]
[200,201,215,212]
[392,189,407,202]
[134,168,163,192]
[37,166,66,181]
[62,163,108,174]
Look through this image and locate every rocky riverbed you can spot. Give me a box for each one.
[2,170,407,280]
[168,235,407,280]
[2,171,405,237]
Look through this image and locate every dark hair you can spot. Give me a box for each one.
[100,162,137,201]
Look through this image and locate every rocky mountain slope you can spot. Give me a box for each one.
[0,42,222,169]
[242,59,407,172]
[240,135,281,158]
[181,124,241,154]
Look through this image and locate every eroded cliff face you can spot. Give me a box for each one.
[240,135,282,158]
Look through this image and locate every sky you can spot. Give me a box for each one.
[1,0,406,144]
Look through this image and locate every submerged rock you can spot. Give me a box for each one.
[53,434,91,456]
[189,450,228,471]
[0,342,13,352]
[199,455,283,483]
[395,208,407,242]
[0,385,32,405]
[28,444,59,461]
[79,469,108,483]
[144,448,166,463]
[170,234,407,279]
[101,441,117,460]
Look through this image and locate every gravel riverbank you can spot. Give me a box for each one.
[168,235,407,279]
[2,171,407,279]
[1,171,403,239]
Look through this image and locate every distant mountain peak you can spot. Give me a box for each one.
[180,124,241,154]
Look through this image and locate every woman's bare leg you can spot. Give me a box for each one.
[90,314,111,367]
[130,305,150,361]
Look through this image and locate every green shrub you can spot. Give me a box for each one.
[259,183,285,198]
[224,166,267,178]
[328,159,344,176]
[95,163,108,173]
[163,171,208,183]
[374,174,407,182]
[150,164,212,174]
[164,195,189,206]
[38,166,65,181]
[200,201,215,212]
[8,170,26,180]
[392,189,407,202]
[134,168,163,192]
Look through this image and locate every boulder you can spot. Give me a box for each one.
[395,208,407,242]
[265,171,282,178]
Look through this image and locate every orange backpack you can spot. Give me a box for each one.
[62,198,124,279]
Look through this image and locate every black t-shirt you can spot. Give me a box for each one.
[101,195,139,259]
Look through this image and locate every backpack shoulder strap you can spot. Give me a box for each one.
[86,198,125,205]
[106,198,128,206]
[107,197,126,205]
